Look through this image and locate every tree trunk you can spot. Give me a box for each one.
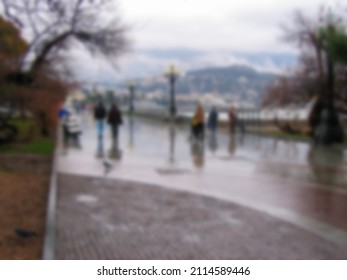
[37,111,49,137]
[315,46,324,82]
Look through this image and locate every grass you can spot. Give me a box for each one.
[8,119,36,142]
[14,137,54,155]
[0,137,54,156]
[0,119,55,156]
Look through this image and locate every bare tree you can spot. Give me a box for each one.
[263,5,347,136]
[282,6,347,86]
[282,9,326,83]
[0,0,129,76]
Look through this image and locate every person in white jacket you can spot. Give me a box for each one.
[65,112,81,146]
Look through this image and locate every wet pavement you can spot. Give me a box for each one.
[55,112,347,259]
[56,174,347,259]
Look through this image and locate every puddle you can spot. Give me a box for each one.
[76,194,98,204]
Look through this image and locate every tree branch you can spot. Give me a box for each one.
[30,30,73,74]
[2,0,130,78]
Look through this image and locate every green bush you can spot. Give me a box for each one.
[8,119,38,142]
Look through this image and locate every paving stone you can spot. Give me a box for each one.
[55,174,347,260]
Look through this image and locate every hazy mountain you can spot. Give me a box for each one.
[133,64,277,105]
[117,48,297,80]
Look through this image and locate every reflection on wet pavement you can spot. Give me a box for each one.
[58,112,347,242]
[61,111,347,185]
[208,133,218,154]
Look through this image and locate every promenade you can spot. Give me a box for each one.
[53,112,347,259]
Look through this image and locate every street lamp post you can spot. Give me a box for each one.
[127,80,135,115]
[164,65,180,118]
[314,12,344,145]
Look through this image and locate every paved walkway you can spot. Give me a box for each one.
[54,113,347,259]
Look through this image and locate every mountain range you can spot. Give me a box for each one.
[132,64,278,106]
[116,48,298,80]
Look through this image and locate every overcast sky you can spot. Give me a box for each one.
[71,0,338,83]
[118,0,333,52]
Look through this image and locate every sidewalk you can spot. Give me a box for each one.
[55,174,347,259]
[52,115,347,259]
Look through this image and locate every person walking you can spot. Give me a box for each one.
[207,106,218,135]
[228,106,237,133]
[191,103,205,141]
[94,100,106,139]
[107,102,123,151]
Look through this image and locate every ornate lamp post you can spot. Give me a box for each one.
[164,64,180,118]
[314,10,344,145]
[127,80,135,115]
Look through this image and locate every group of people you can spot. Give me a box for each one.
[94,100,123,143]
[60,99,244,158]
[59,100,123,150]
[190,103,243,142]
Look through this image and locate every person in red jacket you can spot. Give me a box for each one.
[228,106,237,133]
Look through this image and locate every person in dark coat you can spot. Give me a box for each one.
[94,100,106,138]
[207,106,218,135]
[107,102,123,141]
